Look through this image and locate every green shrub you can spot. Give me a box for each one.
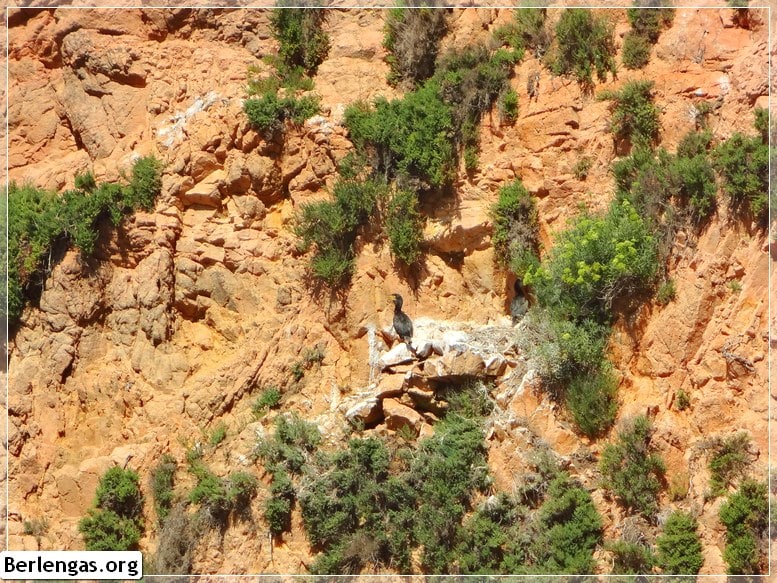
[253,386,282,418]
[344,84,455,188]
[383,2,448,87]
[243,92,320,136]
[551,9,616,90]
[753,106,768,143]
[708,432,750,497]
[655,511,703,574]
[295,176,386,286]
[513,7,550,57]
[254,413,321,475]
[519,308,608,390]
[531,473,603,573]
[566,367,618,438]
[656,279,676,305]
[627,3,674,43]
[386,189,424,266]
[573,156,592,180]
[608,539,655,574]
[599,80,660,148]
[78,509,143,551]
[499,87,519,123]
[8,158,163,325]
[719,480,768,575]
[265,469,295,535]
[677,129,712,159]
[622,32,651,69]
[670,151,716,222]
[600,415,665,518]
[269,2,329,75]
[79,467,144,551]
[208,421,227,446]
[150,454,177,523]
[491,179,539,276]
[188,463,258,526]
[525,198,659,323]
[713,131,768,225]
[674,388,690,411]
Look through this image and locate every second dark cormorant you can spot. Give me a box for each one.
[511,280,529,324]
[391,293,415,353]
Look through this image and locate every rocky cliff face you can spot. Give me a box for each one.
[6,5,773,575]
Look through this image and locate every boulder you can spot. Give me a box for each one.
[382,398,422,434]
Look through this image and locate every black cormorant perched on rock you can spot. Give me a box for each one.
[391,293,415,352]
[511,280,529,324]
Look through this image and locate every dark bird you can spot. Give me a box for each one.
[510,279,529,325]
[391,293,416,353]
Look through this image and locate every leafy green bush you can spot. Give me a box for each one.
[622,31,651,69]
[345,83,455,188]
[551,9,616,90]
[491,179,539,277]
[150,454,177,523]
[254,413,321,475]
[8,157,163,324]
[708,432,750,497]
[656,279,676,305]
[599,80,660,148]
[573,156,592,180]
[608,540,654,575]
[519,308,608,390]
[208,421,227,446]
[719,480,768,574]
[383,2,448,87]
[265,469,295,535]
[79,467,144,551]
[78,509,143,551]
[253,386,282,418]
[600,415,665,518]
[566,367,618,438]
[525,198,659,323]
[655,511,703,574]
[295,176,387,286]
[386,189,424,266]
[713,131,768,225]
[499,87,519,123]
[188,463,258,526]
[531,473,603,573]
[243,91,320,136]
[269,2,329,75]
[671,150,716,222]
[513,7,550,56]
[627,3,675,42]
[674,388,690,411]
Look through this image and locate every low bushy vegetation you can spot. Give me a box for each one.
[600,415,665,519]
[78,467,144,551]
[491,179,539,277]
[150,454,177,524]
[719,480,768,574]
[655,511,703,574]
[188,463,258,527]
[493,7,550,61]
[386,189,424,266]
[243,91,320,137]
[599,80,660,149]
[525,198,659,323]
[295,176,388,285]
[708,432,751,497]
[565,367,618,438]
[623,2,674,69]
[621,31,651,69]
[608,539,655,574]
[8,157,163,324]
[383,2,448,88]
[269,1,330,75]
[550,9,616,91]
[713,126,769,225]
[252,386,282,418]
